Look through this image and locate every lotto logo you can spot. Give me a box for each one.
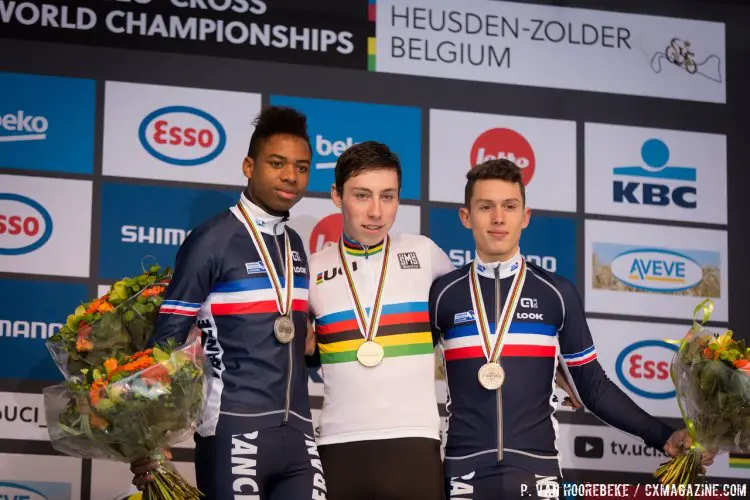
[470,128,536,185]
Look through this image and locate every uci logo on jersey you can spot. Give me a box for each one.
[315,261,359,285]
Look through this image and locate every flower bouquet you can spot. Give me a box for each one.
[654,299,750,488]
[47,265,172,378]
[44,328,210,499]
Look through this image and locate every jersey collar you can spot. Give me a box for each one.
[342,233,385,258]
[474,249,523,279]
[238,190,288,236]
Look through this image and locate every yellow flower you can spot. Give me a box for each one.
[708,330,734,349]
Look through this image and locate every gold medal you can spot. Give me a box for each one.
[273,315,295,344]
[337,236,391,367]
[356,340,385,367]
[478,362,505,390]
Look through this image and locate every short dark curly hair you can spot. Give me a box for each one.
[247,106,311,159]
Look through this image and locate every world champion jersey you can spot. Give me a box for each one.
[430,250,675,478]
[148,192,313,438]
[309,233,455,446]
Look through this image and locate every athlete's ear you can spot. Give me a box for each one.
[459,206,472,230]
[331,183,343,209]
[522,206,531,230]
[242,156,254,180]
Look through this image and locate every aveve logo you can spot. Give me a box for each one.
[616,340,677,399]
[0,482,49,500]
[610,248,702,293]
[309,213,343,253]
[0,193,53,255]
[139,106,226,166]
[470,128,536,185]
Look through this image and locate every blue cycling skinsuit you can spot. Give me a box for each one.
[429,250,675,499]
[148,191,326,500]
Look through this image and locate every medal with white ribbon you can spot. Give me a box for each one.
[469,258,527,390]
[337,235,391,367]
[236,202,295,344]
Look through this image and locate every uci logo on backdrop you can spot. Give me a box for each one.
[269,94,422,200]
[0,72,96,174]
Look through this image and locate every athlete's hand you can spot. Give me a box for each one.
[663,429,716,473]
[554,366,583,409]
[131,449,172,489]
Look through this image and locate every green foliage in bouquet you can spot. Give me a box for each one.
[47,265,172,377]
[654,299,750,493]
[45,335,208,499]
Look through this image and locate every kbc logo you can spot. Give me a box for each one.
[309,213,343,254]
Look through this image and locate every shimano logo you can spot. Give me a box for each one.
[121,225,190,246]
[516,312,543,321]
[0,110,49,142]
[0,319,62,339]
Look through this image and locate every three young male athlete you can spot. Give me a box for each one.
[306,141,455,499]
[132,107,327,499]
[429,159,714,499]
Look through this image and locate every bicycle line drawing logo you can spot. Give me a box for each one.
[650,37,722,83]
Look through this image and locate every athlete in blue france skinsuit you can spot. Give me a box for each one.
[131,106,327,499]
[429,159,714,500]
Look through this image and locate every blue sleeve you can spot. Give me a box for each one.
[429,278,444,348]
[146,226,222,348]
[556,279,675,451]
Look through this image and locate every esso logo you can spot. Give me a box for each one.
[138,106,226,166]
[615,340,677,399]
[470,128,536,185]
[309,213,343,254]
[0,193,53,255]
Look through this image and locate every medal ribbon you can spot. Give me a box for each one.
[469,259,527,363]
[338,235,391,342]
[236,202,294,315]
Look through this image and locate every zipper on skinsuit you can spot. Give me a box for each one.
[272,220,293,424]
[494,265,503,461]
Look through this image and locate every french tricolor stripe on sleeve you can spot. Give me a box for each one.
[563,345,597,367]
[160,300,202,316]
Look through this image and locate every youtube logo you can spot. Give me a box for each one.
[574,436,604,459]
[470,128,536,185]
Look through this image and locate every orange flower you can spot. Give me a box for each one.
[103,358,118,376]
[733,359,750,375]
[141,286,165,298]
[76,322,93,352]
[89,379,109,406]
[703,347,714,360]
[141,363,170,385]
[97,302,114,313]
[111,356,155,377]
[89,412,109,430]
